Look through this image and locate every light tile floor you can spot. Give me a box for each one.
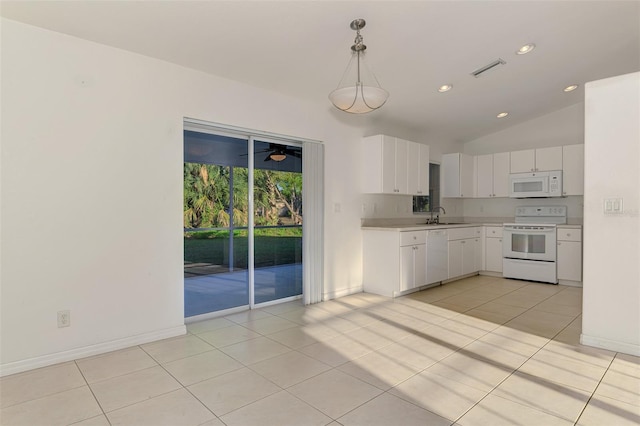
[2,276,639,426]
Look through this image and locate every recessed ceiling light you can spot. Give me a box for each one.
[564,84,579,92]
[516,43,536,55]
[438,84,453,93]
[497,112,509,118]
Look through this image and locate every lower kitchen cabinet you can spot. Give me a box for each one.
[557,227,582,283]
[484,226,503,273]
[363,230,427,297]
[447,227,481,279]
[400,244,426,292]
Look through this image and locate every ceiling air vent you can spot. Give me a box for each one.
[471,59,506,78]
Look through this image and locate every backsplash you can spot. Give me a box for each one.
[360,193,584,224]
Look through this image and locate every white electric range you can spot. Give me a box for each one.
[502,206,567,284]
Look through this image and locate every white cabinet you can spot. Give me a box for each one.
[447,227,481,279]
[400,243,426,292]
[510,147,562,173]
[557,227,582,283]
[363,230,427,297]
[443,153,474,198]
[407,142,430,196]
[484,226,503,273]
[362,135,429,195]
[562,144,584,196]
[475,152,510,197]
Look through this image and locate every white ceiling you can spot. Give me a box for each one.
[2,1,639,143]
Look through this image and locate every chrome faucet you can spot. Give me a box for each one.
[427,206,446,224]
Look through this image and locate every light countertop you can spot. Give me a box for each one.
[362,222,582,231]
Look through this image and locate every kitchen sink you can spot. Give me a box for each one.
[422,222,467,226]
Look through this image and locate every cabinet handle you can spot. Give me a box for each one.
[558,242,561,246]
[499,239,502,242]
[566,233,571,237]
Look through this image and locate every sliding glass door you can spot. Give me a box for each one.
[183,130,303,318]
[253,140,303,304]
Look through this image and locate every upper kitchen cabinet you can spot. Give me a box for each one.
[562,144,584,196]
[362,135,429,195]
[442,153,474,198]
[510,147,563,173]
[475,152,510,197]
[407,142,430,196]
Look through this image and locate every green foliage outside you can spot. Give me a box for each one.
[184,162,303,268]
[184,229,302,268]
[183,163,302,229]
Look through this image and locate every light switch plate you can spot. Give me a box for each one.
[604,198,624,214]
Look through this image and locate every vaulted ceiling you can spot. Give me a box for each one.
[2,1,639,143]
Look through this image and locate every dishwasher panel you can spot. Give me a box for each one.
[427,230,448,284]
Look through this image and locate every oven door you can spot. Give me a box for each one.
[503,224,557,261]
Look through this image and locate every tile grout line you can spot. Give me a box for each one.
[139,343,228,425]
[571,353,618,425]
[73,359,112,426]
[388,279,584,424]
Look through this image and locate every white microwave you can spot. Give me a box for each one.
[509,170,563,198]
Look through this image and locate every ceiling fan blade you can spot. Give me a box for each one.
[264,153,272,162]
[240,149,271,157]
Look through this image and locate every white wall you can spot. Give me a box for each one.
[582,72,640,356]
[464,103,585,155]
[0,19,366,374]
[462,196,584,223]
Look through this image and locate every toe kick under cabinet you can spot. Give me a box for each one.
[363,230,428,297]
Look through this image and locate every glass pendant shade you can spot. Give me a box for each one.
[329,82,389,114]
[329,19,389,114]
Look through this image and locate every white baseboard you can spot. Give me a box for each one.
[0,325,187,377]
[323,285,364,301]
[580,333,640,356]
[558,279,583,287]
[479,271,503,278]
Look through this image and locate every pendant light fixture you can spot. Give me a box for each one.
[329,19,389,114]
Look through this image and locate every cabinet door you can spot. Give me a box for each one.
[407,142,420,195]
[562,144,584,196]
[395,139,408,194]
[460,153,474,197]
[492,152,510,197]
[399,245,415,292]
[442,154,461,198]
[535,146,563,171]
[461,239,476,275]
[474,238,482,272]
[418,144,430,196]
[557,241,582,281]
[485,237,503,272]
[510,149,535,173]
[475,154,493,198]
[448,240,463,278]
[381,136,396,193]
[415,244,426,287]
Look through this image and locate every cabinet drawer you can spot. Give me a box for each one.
[448,227,480,241]
[485,226,503,238]
[558,228,582,242]
[400,231,426,246]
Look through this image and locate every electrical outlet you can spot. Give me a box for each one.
[57,310,70,328]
